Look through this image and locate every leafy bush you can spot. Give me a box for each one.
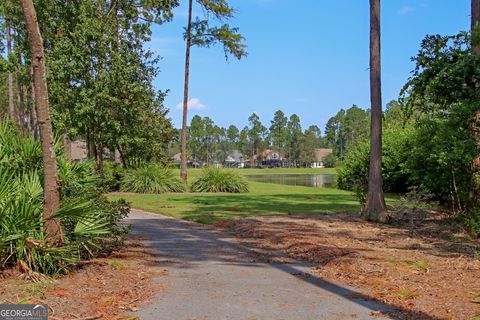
[101,160,125,192]
[57,157,100,199]
[397,186,435,210]
[120,164,184,193]
[405,104,479,213]
[0,122,41,174]
[191,167,249,193]
[337,125,414,194]
[461,207,480,237]
[322,153,336,168]
[0,122,130,275]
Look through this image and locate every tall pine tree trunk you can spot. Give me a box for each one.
[472,0,480,55]
[7,23,16,126]
[363,0,387,222]
[17,64,26,135]
[472,0,480,171]
[95,143,104,172]
[25,86,32,135]
[180,0,193,185]
[20,0,64,245]
[28,66,39,138]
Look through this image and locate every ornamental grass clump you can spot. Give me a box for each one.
[191,167,249,193]
[120,164,184,193]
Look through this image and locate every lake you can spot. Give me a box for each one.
[245,174,337,188]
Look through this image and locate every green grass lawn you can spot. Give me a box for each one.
[109,168,397,224]
[109,181,365,224]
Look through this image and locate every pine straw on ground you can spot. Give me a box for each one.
[0,238,165,320]
[218,212,480,320]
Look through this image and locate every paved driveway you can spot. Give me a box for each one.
[127,209,393,320]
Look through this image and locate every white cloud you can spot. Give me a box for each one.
[175,98,207,111]
[398,6,414,15]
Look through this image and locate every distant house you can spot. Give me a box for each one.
[172,153,200,168]
[250,149,286,168]
[225,150,245,168]
[312,148,333,168]
[172,153,182,163]
[69,139,121,163]
[253,149,282,161]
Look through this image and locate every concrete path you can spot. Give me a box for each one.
[127,209,394,320]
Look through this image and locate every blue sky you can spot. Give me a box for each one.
[149,0,470,132]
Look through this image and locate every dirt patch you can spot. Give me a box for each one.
[0,238,165,320]
[221,212,480,319]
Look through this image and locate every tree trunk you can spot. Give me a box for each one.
[20,0,64,245]
[472,0,480,55]
[25,84,32,135]
[17,64,26,135]
[180,0,193,185]
[28,64,38,138]
[30,87,39,138]
[95,143,104,173]
[471,0,480,209]
[63,129,71,160]
[7,23,16,126]
[472,0,480,170]
[363,0,387,222]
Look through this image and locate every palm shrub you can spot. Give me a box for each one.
[0,122,130,275]
[120,164,184,193]
[0,167,114,274]
[0,122,41,174]
[191,167,249,193]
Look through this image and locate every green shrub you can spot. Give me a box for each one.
[0,167,120,274]
[0,122,130,275]
[337,125,414,196]
[405,104,479,213]
[191,167,249,193]
[101,161,125,192]
[0,122,41,174]
[462,208,480,238]
[58,157,101,199]
[322,154,337,168]
[120,164,184,193]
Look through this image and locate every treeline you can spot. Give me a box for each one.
[173,104,378,168]
[0,0,178,170]
[171,110,332,167]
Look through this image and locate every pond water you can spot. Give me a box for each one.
[245,174,337,189]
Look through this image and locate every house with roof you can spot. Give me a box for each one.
[171,153,200,168]
[249,149,287,168]
[311,148,333,168]
[225,150,245,168]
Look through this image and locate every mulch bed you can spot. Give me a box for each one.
[218,211,480,320]
[0,238,165,320]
